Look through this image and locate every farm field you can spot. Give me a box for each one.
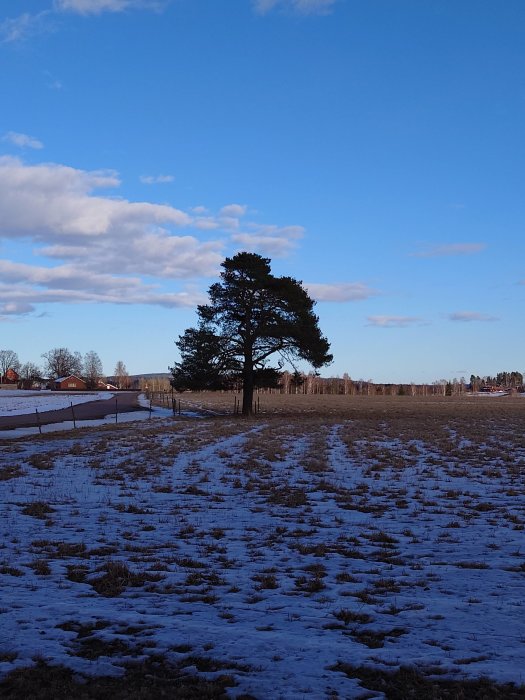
[0,395,524,698]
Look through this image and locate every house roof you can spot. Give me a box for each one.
[55,375,85,383]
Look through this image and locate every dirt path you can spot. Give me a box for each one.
[0,391,143,431]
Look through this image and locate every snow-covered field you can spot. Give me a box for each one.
[0,397,524,698]
[0,390,113,416]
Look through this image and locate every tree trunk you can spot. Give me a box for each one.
[242,356,254,416]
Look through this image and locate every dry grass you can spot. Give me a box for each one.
[0,659,238,699]
[170,390,525,420]
[332,663,525,699]
[21,501,55,519]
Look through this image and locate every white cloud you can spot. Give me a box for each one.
[219,216,242,230]
[220,204,247,218]
[0,302,34,316]
[305,282,378,302]
[0,157,223,315]
[367,315,423,328]
[215,207,248,231]
[140,174,174,184]
[411,242,486,258]
[0,156,189,239]
[0,280,206,312]
[232,223,305,257]
[54,0,162,15]
[0,1,162,45]
[126,233,223,278]
[232,233,297,257]
[194,217,220,231]
[448,311,499,322]
[0,12,51,43]
[253,0,279,11]
[2,131,44,150]
[0,155,307,317]
[253,0,336,15]
[251,223,304,238]
[0,260,143,293]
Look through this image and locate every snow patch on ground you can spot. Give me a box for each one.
[0,390,114,416]
[0,411,524,697]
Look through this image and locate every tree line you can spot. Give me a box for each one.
[469,372,523,392]
[0,348,131,390]
[257,372,523,396]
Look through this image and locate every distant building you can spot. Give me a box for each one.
[1,368,19,384]
[54,375,87,391]
[97,379,118,390]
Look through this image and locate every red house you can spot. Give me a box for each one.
[54,375,87,391]
[1,368,19,384]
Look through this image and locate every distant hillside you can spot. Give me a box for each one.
[105,373,172,388]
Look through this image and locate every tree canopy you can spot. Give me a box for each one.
[0,350,20,381]
[83,351,104,389]
[42,347,83,379]
[113,361,130,389]
[171,252,332,414]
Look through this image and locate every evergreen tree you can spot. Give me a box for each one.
[171,252,332,414]
[170,328,241,392]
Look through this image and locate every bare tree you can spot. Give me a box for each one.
[83,351,104,389]
[114,360,130,389]
[42,348,83,379]
[18,362,41,389]
[19,362,41,380]
[0,349,20,381]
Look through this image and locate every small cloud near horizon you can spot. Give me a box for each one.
[367,315,423,328]
[411,242,486,258]
[140,174,174,184]
[448,311,499,322]
[306,282,378,303]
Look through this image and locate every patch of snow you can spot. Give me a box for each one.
[0,390,114,417]
[0,412,523,697]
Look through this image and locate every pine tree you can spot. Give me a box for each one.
[171,252,332,415]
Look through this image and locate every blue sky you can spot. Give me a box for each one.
[0,0,524,383]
